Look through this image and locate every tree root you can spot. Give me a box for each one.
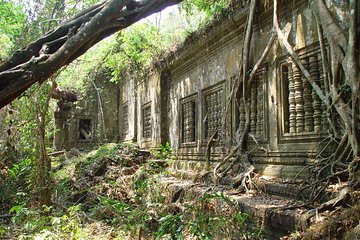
[300,185,351,230]
[214,150,255,192]
[205,129,218,171]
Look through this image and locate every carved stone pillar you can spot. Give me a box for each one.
[142,104,152,139]
[288,62,297,133]
[206,95,212,138]
[250,82,257,133]
[183,101,195,142]
[256,74,264,137]
[122,104,129,138]
[239,98,246,132]
[310,55,322,133]
[302,58,314,132]
[205,89,223,138]
[293,62,305,133]
[318,53,329,131]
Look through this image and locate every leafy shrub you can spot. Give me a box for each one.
[151,142,175,161]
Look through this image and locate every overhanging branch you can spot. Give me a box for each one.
[0,0,183,109]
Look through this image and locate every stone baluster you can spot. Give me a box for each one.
[209,93,214,137]
[219,88,224,127]
[123,105,128,137]
[250,81,257,133]
[318,53,329,131]
[256,74,264,137]
[293,62,305,133]
[239,96,246,132]
[188,102,195,142]
[214,92,219,133]
[309,55,322,133]
[184,103,189,142]
[288,62,296,133]
[214,92,218,131]
[183,104,187,142]
[205,95,211,138]
[220,90,225,139]
[302,58,314,132]
[211,94,214,137]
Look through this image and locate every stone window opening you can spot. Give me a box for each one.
[236,68,267,140]
[281,64,291,134]
[142,102,152,139]
[122,103,129,138]
[279,45,328,139]
[79,119,92,140]
[180,96,197,144]
[203,82,225,142]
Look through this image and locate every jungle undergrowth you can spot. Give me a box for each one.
[1,143,263,240]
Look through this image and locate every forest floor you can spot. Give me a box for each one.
[0,143,359,239]
[0,143,263,239]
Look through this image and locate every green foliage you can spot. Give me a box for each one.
[156,192,263,240]
[42,2,214,92]
[0,225,7,238]
[0,157,31,210]
[181,0,231,19]
[0,0,26,58]
[0,81,55,211]
[97,195,133,222]
[151,142,175,161]
[2,143,264,239]
[9,204,89,239]
[105,22,165,82]
[156,214,184,239]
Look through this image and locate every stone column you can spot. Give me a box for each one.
[256,74,264,137]
[288,61,297,133]
[310,55,322,133]
[293,62,305,133]
[302,58,314,132]
[250,82,257,134]
[318,53,329,131]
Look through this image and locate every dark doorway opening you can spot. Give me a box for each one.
[79,119,92,140]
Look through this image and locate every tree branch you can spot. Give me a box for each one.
[274,0,325,102]
[0,0,183,109]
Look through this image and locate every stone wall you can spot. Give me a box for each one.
[119,74,137,142]
[164,0,328,179]
[54,71,119,150]
[119,69,170,149]
[55,0,346,179]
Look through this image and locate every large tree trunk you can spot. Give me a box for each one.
[0,0,182,109]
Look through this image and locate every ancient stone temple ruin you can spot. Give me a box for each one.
[54,0,340,179]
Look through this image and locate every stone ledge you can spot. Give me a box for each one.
[254,177,315,201]
[170,159,310,180]
[160,176,307,239]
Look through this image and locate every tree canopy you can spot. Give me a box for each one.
[0,0,184,109]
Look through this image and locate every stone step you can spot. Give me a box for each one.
[254,177,316,201]
[168,160,319,201]
[160,176,307,239]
